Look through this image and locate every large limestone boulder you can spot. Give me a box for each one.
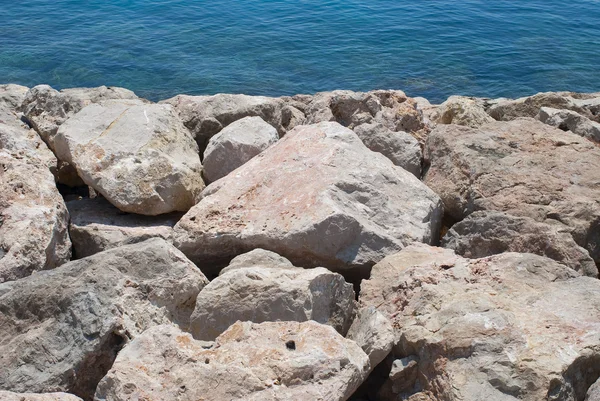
[442,210,598,276]
[0,391,83,401]
[20,85,139,150]
[94,321,370,401]
[424,118,600,265]
[67,197,182,258]
[588,379,600,401]
[431,95,495,128]
[190,266,356,340]
[54,101,204,215]
[0,239,208,400]
[161,93,285,149]
[538,106,600,143]
[359,244,600,401]
[0,149,70,283]
[219,248,295,276]
[487,92,590,121]
[353,123,422,177]
[202,116,278,182]
[173,122,443,276]
[346,306,395,370]
[0,83,29,110]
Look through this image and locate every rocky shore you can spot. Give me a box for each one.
[1,83,599,401]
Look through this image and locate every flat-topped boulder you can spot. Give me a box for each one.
[94,321,370,401]
[190,266,356,340]
[54,101,204,215]
[173,122,443,276]
[0,391,83,401]
[0,83,29,110]
[487,91,593,121]
[424,118,600,265]
[538,106,600,143]
[0,239,208,400]
[359,244,600,401]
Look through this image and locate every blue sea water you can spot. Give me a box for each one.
[1,0,599,103]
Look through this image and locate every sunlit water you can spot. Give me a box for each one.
[2,0,599,102]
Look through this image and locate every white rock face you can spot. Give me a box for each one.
[202,116,278,182]
[67,197,182,258]
[219,248,295,276]
[0,84,29,110]
[538,106,600,143]
[54,101,204,215]
[174,122,443,276]
[190,266,356,340]
[0,239,208,400]
[346,306,395,370]
[431,95,495,128]
[94,321,370,401]
[0,391,83,401]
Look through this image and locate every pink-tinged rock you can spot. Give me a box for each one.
[0,391,83,401]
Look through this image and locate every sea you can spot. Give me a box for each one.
[1,0,599,103]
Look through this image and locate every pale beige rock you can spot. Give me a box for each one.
[191,266,356,340]
[174,122,443,276]
[0,84,29,110]
[67,197,181,258]
[0,391,83,401]
[54,101,204,215]
[424,118,600,265]
[487,92,591,121]
[202,116,278,182]
[346,306,395,370]
[360,244,600,401]
[0,239,208,400]
[587,379,600,401]
[94,321,370,401]
[219,248,295,276]
[537,106,600,143]
[431,95,495,128]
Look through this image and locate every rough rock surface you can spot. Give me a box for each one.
[174,122,443,276]
[587,379,600,401]
[431,95,495,128]
[487,92,591,121]
[0,84,29,110]
[219,248,295,276]
[360,244,600,401]
[67,197,182,258]
[20,85,139,150]
[442,210,598,276]
[353,123,422,177]
[0,391,83,401]
[95,321,370,401]
[346,307,395,370]
[424,118,600,265]
[202,116,278,182]
[54,101,204,215]
[0,239,208,400]
[538,106,600,143]
[0,149,70,283]
[190,266,356,340]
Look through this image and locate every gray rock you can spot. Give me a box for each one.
[587,378,600,401]
[202,116,278,182]
[191,266,356,340]
[431,95,495,128]
[346,307,395,370]
[389,356,419,393]
[487,92,591,121]
[353,123,422,177]
[94,321,370,401]
[0,84,29,110]
[67,197,181,258]
[281,104,306,131]
[219,248,295,276]
[173,122,443,276]
[424,118,600,266]
[0,391,83,401]
[359,244,600,401]
[54,101,204,215]
[537,106,600,143]
[442,211,598,276]
[0,239,208,400]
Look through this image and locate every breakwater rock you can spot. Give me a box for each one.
[1,83,600,401]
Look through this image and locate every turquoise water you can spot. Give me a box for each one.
[1,0,599,103]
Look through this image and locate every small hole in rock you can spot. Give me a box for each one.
[285,340,296,350]
[205,358,210,364]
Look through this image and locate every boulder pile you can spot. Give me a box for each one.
[1,83,599,401]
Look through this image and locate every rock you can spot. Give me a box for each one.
[94,321,370,401]
[67,197,182,258]
[0,391,83,401]
[219,248,295,276]
[389,356,419,393]
[54,101,204,215]
[20,85,139,150]
[202,116,278,182]
[0,84,29,110]
[190,266,356,340]
[587,379,600,401]
[161,93,285,150]
[442,211,598,276]
[359,244,600,401]
[346,307,395,369]
[0,149,70,283]
[572,96,600,122]
[431,95,495,128]
[487,92,590,121]
[173,122,443,277]
[537,106,600,143]
[424,118,600,266]
[0,239,208,400]
[281,104,306,131]
[353,123,422,177]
